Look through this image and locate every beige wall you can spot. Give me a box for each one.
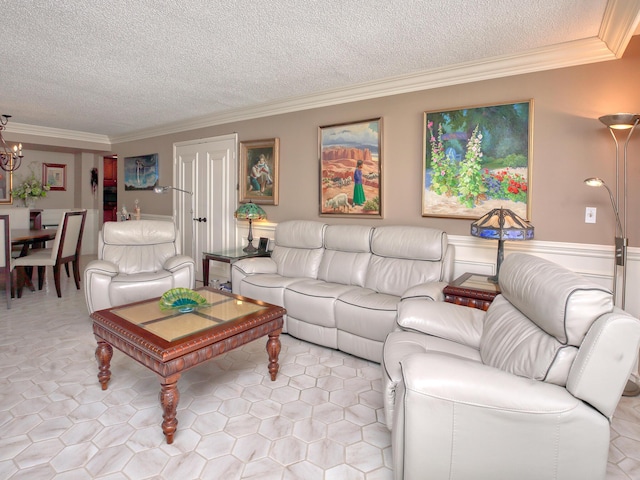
[48,36,637,248]
[112,37,640,247]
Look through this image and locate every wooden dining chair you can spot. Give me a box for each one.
[13,210,87,298]
[0,215,12,308]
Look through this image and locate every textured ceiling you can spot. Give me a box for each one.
[0,0,635,140]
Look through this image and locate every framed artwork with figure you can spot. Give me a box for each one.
[319,118,383,217]
[239,138,279,205]
[43,163,67,191]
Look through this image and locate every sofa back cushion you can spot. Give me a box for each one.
[99,220,180,274]
[364,226,449,296]
[272,220,326,278]
[480,253,614,386]
[318,225,372,286]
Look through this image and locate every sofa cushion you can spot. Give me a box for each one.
[109,270,174,307]
[318,225,372,286]
[370,225,447,261]
[285,279,359,328]
[365,226,449,296]
[335,288,399,342]
[271,220,325,279]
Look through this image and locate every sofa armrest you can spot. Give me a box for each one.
[233,257,278,275]
[164,254,195,273]
[401,281,448,301]
[397,298,484,349]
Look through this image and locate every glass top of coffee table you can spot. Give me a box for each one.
[111,290,266,342]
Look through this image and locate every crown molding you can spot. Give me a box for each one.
[110,36,616,143]
[7,122,111,146]
[599,0,640,56]
[14,0,640,146]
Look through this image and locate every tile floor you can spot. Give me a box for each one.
[1,255,640,479]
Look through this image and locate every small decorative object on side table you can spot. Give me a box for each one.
[444,272,501,311]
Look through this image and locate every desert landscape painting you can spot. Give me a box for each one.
[319,118,382,217]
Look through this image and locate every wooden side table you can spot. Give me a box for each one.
[444,272,501,311]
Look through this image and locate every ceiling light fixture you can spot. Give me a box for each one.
[0,115,23,172]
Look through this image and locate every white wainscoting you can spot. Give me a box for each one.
[138,213,174,222]
[449,234,639,317]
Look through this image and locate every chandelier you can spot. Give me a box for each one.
[0,114,23,172]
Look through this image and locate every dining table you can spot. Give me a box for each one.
[11,228,57,254]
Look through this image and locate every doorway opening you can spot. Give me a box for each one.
[103,155,117,222]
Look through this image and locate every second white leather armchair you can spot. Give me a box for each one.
[84,220,195,313]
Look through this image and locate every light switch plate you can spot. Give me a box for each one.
[585,207,596,223]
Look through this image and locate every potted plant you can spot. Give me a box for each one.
[12,170,51,208]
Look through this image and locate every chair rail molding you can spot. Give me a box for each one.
[448,234,640,317]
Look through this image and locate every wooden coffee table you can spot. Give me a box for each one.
[90,287,286,444]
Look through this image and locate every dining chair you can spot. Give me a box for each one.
[0,214,12,308]
[13,210,87,298]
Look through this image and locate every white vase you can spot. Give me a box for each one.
[24,197,36,209]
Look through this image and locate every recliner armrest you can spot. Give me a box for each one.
[84,259,119,277]
[397,299,484,349]
[402,352,580,409]
[164,254,195,272]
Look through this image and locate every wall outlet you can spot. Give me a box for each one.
[585,207,596,223]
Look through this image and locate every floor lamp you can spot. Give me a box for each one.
[585,112,640,396]
[153,185,196,262]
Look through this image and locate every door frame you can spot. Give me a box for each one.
[173,133,238,283]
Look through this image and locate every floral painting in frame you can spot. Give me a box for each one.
[124,153,159,191]
[423,100,532,219]
[319,118,382,217]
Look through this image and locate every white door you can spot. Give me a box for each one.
[174,133,238,284]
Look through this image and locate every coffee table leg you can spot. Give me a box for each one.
[95,341,113,391]
[266,330,282,381]
[159,374,181,444]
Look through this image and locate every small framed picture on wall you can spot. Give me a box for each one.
[43,163,67,191]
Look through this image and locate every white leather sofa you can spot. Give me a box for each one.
[231,220,453,362]
[84,220,195,313]
[382,253,640,480]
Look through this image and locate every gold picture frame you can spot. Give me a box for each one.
[0,158,12,204]
[239,138,279,205]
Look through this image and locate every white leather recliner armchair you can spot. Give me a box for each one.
[382,253,640,480]
[84,220,195,313]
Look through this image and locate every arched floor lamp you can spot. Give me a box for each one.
[585,112,640,397]
[153,185,195,261]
